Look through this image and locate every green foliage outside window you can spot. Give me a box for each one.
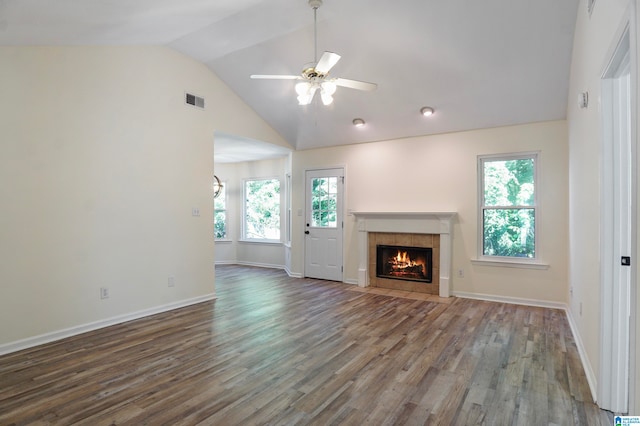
[245,178,280,240]
[482,157,536,258]
[214,184,226,239]
[311,177,338,227]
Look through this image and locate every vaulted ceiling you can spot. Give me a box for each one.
[0,0,579,153]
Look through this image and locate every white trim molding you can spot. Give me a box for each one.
[471,258,549,270]
[0,294,216,356]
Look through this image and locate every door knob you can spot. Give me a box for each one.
[305,230,310,234]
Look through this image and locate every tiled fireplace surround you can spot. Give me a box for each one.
[352,212,456,297]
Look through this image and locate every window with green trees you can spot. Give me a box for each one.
[214,182,227,239]
[479,153,537,259]
[243,178,281,241]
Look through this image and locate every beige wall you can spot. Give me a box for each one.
[566,0,633,409]
[0,46,288,349]
[291,120,569,303]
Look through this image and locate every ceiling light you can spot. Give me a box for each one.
[320,81,335,105]
[296,82,317,105]
[421,106,435,117]
[353,118,365,127]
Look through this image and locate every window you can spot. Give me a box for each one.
[479,153,538,260]
[243,178,281,241]
[214,181,227,240]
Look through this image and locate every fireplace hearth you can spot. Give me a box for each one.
[376,244,432,283]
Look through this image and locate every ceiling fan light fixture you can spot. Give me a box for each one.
[321,80,336,95]
[297,83,317,105]
[295,81,311,96]
[353,118,365,127]
[320,81,336,105]
[320,91,334,105]
[421,106,435,117]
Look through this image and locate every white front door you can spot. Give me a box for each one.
[304,168,344,281]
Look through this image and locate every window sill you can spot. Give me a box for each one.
[214,239,233,243]
[471,258,550,270]
[238,239,283,246]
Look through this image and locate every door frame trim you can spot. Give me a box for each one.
[599,10,637,413]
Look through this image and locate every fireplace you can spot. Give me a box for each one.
[353,212,456,297]
[376,245,432,283]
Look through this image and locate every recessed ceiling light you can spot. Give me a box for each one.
[420,106,435,117]
[353,118,366,127]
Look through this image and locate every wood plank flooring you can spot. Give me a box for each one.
[0,265,614,425]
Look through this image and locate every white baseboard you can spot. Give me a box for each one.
[452,291,567,310]
[0,293,216,356]
[284,267,303,278]
[343,279,359,285]
[235,261,285,270]
[564,307,599,403]
[454,290,598,403]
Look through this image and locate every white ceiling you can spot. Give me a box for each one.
[214,132,291,163]
[0,0,580,158]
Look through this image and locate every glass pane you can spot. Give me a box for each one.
[214,211,226,239]
[483,208,535,258]
[320,211,328,225]
[312,211,322,227]
[483,158,534,207]
[214,185,226,210]
[328,177,338,194]
[327,211,337,227]
[245,179,280,240]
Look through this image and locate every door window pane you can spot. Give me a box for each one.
[311,177,338,227]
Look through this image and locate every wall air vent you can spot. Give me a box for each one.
[185,93,205,109]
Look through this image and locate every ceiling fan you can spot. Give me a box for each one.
[250,0,377,106]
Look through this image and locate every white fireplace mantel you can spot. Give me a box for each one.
[352,212,456,297]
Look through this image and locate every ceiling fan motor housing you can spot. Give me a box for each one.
[308,0,322,9]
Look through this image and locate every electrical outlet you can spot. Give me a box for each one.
[457,268,464,278]
[100,287,109,299]
[168,276,175,287]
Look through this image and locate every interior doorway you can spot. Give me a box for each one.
[599,23,636,414]
[304,168,344,281]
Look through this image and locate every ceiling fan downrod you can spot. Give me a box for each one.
[308,0,323,64]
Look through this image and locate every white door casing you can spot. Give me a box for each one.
[599,22,635,413]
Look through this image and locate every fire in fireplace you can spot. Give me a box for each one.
[376,244,432,283]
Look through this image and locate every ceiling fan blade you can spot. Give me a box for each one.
[334,78,378,91]
[315,51,341,74]
[250,74,301,80]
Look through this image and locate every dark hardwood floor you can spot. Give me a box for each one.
[0,265,614,425]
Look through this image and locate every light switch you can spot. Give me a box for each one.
[192,207,200,217]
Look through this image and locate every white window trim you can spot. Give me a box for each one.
[242,176,282,243]
[476,151,546,267]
